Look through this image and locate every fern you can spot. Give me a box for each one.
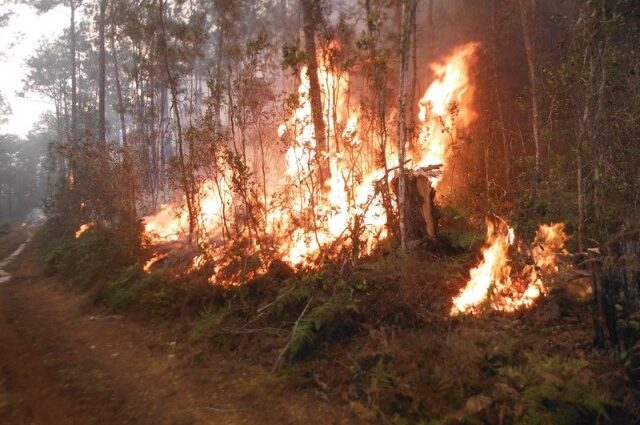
[431,364,455,394]
[369,359,393,392]
[285,294,355,360]
[190,307,228,340]
[498,355,614,425]
[270,282,314,319]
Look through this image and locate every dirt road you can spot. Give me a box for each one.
[0,231,355,425]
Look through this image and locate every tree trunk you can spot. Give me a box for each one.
[109,2,135,223]
[577,143,585,253]
[492,0,510,187]
[301,0,331,189]
[426,0,435,60]
[408,0,418,135]
[109,23,127,147]
[519,0,540,180]
[70,0,77,145]
[98,0,107,144]
[416,176,437,239]
[395,169,439,242]
[159,0,196,241]
[364,0,396,238]
[396,0,413,252]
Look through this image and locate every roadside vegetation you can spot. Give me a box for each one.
[33,216,637,424]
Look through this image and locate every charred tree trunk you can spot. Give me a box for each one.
[301,0,331,189]
[416,176,437,239]
[393,168,439,243]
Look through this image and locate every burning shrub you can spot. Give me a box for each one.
[139,42,481,284]
[450,217,569,315]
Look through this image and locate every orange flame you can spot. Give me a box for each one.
[143,178,233,244]
[143,252,168,273]
[413,42,479,186]
[75,223,94,239]
[451,218,567,315]
[141,43,479,282]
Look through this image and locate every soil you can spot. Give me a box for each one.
[0,229,357,425]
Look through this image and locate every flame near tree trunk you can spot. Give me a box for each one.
[140,42,480,283]
[137,40,565,314]
[415,42,479,186]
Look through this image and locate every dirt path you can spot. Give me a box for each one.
[0,236,356,424]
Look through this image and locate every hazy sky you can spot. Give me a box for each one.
[0,4,68,137]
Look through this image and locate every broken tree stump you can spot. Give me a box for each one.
[393,165,441,242]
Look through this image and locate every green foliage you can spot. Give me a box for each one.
[281,42,306,72]
[99,266,145,311]
[430,363,456,396]
[99,264,178,319]
[285,293,357,361]
[267,277,318,321]
[34,221,136,288]
[368,358,393,394]
[440,228,482,251]
[0,132,48,221]
[190,307,227,340]
[503,355,613,425]
[0,371,8,413]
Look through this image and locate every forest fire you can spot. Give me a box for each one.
[143,178,233,244]
[141,42,479,281]
[75,223,94,239]
[451,218,568,315]
[415,42,479,185]
[14,0,638,420]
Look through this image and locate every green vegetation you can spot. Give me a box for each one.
[34,221,633,423]
[34,222,135,288]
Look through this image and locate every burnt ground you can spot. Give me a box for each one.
[0,230,358,425]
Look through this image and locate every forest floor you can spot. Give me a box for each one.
[0,229,357,425]
[2,223,637,424]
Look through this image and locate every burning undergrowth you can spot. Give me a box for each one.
[139,42,481,286]
[451,217,568,315]
[68,42,572,320]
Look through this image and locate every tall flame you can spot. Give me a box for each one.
[140,42,479,283]
[414,42,478,186]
